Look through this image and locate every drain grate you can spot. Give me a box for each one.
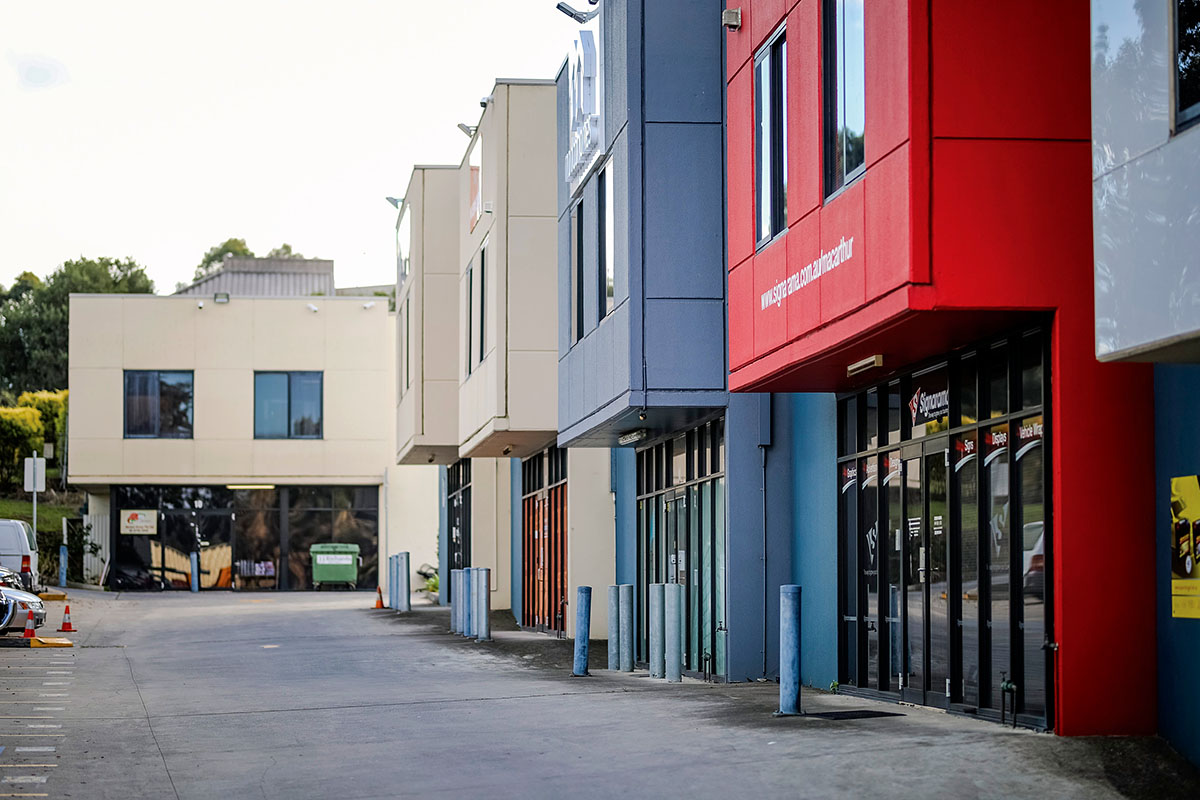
[807,709,904,721]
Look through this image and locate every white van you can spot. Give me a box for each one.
[0,520,38,592]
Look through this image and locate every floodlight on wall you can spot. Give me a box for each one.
[721,8,742,30]
[556,2,599,23]
[385,196,404,209]
[617,429,648,446]
[306,303,319,313]
[214,292,230,304]
[846,354,884,377]
[457,123,477,138]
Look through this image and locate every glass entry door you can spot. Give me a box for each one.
[158,511,233,590]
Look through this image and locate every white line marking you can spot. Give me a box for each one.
[39,683,68,686]
[37,694,67,698]
[2,776,49,783]
[13,748,54,754]
[24,726,60,730]
[44,672,71,676]
[31,708,62,712]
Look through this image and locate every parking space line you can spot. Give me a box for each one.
[0,793,49,798]
[0,777,48,784]
[12,749,54,754]
[38,683,68,687]
[36,694,67,698]
[23,726,60,730]
[30,709,62,712]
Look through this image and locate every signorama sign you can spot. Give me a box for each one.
[120,509,158,535]
[564,22,603,194]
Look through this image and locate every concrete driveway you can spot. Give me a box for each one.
[0,589,1194,799]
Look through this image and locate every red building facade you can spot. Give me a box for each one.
[726,0,1155,734]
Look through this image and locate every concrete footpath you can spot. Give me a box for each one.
[0,589,1194,800]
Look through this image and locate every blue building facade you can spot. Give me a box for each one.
[553,0,835,683]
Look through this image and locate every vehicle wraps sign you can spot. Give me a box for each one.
[1169,475,1200,618]
[314,553,353,566]
[120,509,157,535]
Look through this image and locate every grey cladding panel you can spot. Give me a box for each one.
[604,0,630,146]
[644,0,723,123]
[644,298,726,391]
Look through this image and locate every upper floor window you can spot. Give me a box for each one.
[478,241,487,364]
[254,371,322,439]
[572,199,585,342]
[824,0,866,196]
[124,370,193,439]
[756,28,788,247]
[465,258,475,377]
[1178,1,1200,127]
[405,295,412,391]
[599,161,615,318]
[396,204,411,286]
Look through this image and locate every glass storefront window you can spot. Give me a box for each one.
[909,366,950,439]
[1021,334,1043,410]
[955,431,980,706]
[861,456,881,688]
[985,422,1010,711]
[959,355,978,426]
[988,345,1008,418]
[865,388,879,450]
[1017,415,1046,718]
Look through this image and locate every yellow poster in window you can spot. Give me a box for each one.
[1169,475,1200,616]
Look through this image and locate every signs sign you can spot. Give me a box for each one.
[1170,475,1200,618]
[565,26,603,192]
[315,553,353,566]
[120,509,158,535]
[23,457,45,493]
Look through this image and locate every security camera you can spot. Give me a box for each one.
[362,301,376,310]
[306,303,319,313]
[480,95,494,108]
[197,300,204,309]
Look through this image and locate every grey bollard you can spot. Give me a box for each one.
[389,555,398,609]
[778,584,802,716]
[463,568,474,638]
[665,583,682,682]
[619,584,634,672]
[475,567,491,641]
[450,569,462,633]
[398,551,411,613]
[607,586,620,671]
[649,583,666,678]
[572,586,592,676]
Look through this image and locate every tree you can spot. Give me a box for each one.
[266,243,304,259]
[0,257,154,394]
[195,237,253,280]
[0,407,43,487]
[17,390,67,451]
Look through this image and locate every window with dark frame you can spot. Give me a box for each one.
[824,0,866,196]
[254,371,323,439]
[834,327,1050,728]
[598,162,615,319]
[404,296,412,391]
[478,241,487,365]
[755,28,787,247]
[124,370,194,439]
[572,200,585,342]
[465,260,474,376]
[1178,1,1200,126]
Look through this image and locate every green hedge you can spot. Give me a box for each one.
[0,407,44,486]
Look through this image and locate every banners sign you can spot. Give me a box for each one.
[120,509,158,535]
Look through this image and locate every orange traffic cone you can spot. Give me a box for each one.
[374,586,384,609]
[21,609,35,639]
[58,605,75,633]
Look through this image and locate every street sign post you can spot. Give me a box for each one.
[24,453,46,554]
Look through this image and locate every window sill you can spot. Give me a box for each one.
[754,228,788,255]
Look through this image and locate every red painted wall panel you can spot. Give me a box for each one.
[787,0,821,223]
[727,68,756,270]
[750,0,787,51]
[864,0,909,166]
[753,239,789,354]
[786,212,821,339]
[728,264,756,370]
[726,5,753,81]
[818,180,865,323]
[930,0,1091,141]
[864,145,910,300]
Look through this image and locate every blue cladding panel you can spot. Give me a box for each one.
[612,447,637,586]
[644,299,726,391]
[511,457,523,622]
[644,0,723,123]
[1155,365,1200,767]
[438,465,448,606]
[790,393,839,688]
[643,123,725,300]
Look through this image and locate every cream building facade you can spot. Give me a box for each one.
[68,293,437,594]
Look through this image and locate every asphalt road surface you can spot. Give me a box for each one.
[0,589,1195,799]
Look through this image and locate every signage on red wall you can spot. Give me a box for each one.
[759,236,856,311]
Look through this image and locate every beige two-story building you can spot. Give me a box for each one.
[68,291,437,593]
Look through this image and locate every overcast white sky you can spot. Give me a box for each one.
[0,0,576,293]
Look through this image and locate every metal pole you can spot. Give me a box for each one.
[665,583,682,682]
[399,551,411,613]
[607,586,620,670]
[450,569,461,633]
[777,584,802,716]
[59,517,68,588]
[189,551,199,593]
[463,567,474,638]
[572,585,591,676]
[475,567,491,641]
[649,583,665,678]
[619,584,634,671]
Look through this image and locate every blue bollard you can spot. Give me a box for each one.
[190,551,199,593]
[619,583,634,672]
[59,544,68,589]
[607,586,620,670]
[573,586,592,676]
[450,569,462,633]
[398,552,411,613]
[649,583,665,678]
[777,584,803,716]
[665,584,682,682]
[388,555,395,609]
[463,568,474,638]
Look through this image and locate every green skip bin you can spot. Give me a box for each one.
[310,543,361,590]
